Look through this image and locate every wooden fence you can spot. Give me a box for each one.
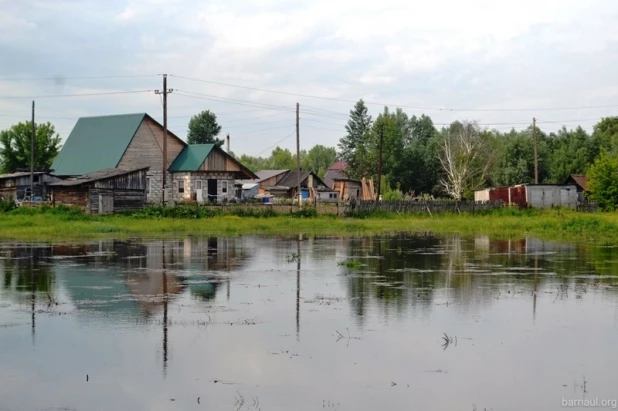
[347,200,504,215]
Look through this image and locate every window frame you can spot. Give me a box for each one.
[221,180,228,194]
[177,179,184,194]
[196,180,202,190]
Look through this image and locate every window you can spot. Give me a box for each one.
[221,181,228,194]
[146,177,150,193]
[356,189,360,198]
[177,180,184,194]
[196,180,202,190]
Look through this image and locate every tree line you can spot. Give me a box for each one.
[2,105,618,209]
[337,99,618,205]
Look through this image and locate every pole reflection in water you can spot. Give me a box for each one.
[162,243,168,378]
[296,234,301,341]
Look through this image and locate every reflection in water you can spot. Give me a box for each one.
[1,234,618,411]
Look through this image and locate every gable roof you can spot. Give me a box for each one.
[255,170,290,182]
[51,113,146,176]
[168,144,258,179]
[328,161,347,171]
[51,113,186,176]
[275,170,328,188]
[168,144,215,171]
[566,174,588,191]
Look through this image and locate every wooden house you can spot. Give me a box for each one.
[0,171,59,201]
[323,161,372,200]
[49,167,149,214]
[167,144,257,203]
[265,170,330,200]
[51,113,186,204]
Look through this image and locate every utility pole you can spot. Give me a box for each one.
[226,133,230,153]
[30,100,35,198]
[376,123,384,203]
[155,75,173,204]
[296,103,301,206]
[533,117,538,184]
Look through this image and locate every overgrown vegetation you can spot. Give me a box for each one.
[1,205,618,242]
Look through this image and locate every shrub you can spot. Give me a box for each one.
[587,151,618,211]
[0,199,16,213]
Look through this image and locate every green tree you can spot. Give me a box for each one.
[301,145,337,178]
[187,110,223,146]
[492,126,550,186]
[548,126,598,183]
[592,117,618,154]
[0,121,61,173]
[269,147,297,170]
[338,99,373,179]
[587,151,618,210]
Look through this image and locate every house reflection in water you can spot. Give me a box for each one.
[0,237,252,372]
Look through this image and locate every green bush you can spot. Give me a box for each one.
[0,199,16,213]
[290,207,318,218]
[587,151,618,211]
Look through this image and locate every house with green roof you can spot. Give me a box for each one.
[168,144,257,203]
[51,113,186,203]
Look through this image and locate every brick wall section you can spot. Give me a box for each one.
[169,172,235,203]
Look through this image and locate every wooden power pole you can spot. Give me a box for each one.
[296,103,301,205]
[533,117,538,184]
[155,75,173,204]
[30,100,35,198]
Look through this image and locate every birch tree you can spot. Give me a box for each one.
[438,121,492,200]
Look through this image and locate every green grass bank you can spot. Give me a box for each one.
[0,204,616,243]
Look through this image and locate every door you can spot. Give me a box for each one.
[207,179,218,203]
[98,193,113,214]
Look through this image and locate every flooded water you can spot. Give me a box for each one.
[1,234,618,411]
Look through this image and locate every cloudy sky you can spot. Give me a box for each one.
[1,0,617,156]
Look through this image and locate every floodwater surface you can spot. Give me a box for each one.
[1,234,617,411]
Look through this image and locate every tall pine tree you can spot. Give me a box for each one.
[338,99,372,179]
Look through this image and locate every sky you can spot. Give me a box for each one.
[1,0,618,157]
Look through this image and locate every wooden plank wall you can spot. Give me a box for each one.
[90,188,146,214]
[118,117,185,171]
[94,169,147,190]
[201,149,226,171]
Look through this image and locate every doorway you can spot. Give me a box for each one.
[208,179,218,203]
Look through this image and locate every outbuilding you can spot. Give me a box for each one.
[0,171,59,201]
[49,167,149,214]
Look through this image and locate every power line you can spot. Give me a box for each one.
[174,90,297,112]
[0,74,160,82]
[170,73,618,112]
[254,132,296,156]
[0,90,154,99]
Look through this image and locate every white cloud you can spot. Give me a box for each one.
[1,0,618,153]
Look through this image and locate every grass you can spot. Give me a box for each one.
[0,205,617,242]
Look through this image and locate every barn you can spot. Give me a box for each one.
[49,167,149,214]
[167,144,258,203]
[51,113,186,204]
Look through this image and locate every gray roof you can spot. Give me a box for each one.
[0,171,50,180]
[255,170,289,182]
[274,170,328,189]
[323,169,360,188]
[49,167,148,187]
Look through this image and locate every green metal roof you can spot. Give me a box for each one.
[51,113,146,176]
[168,144,215,171]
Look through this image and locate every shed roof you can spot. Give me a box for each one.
[0,171,49,180]
[51,113,147,176]
[49,167,148,187]
[567,174,588,191]
[328,161,347,171]
[168,144,215,171]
